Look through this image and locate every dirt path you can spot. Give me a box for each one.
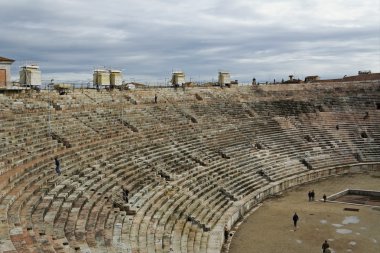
[229,172,380,253]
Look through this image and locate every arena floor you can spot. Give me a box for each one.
[228,172,380,253]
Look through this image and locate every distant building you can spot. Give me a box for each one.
[110,70,123,86]
[0,56,15,88]
[93,69,123,87]
[308,72,380,83]
[171,71,185,86]
[93,69,110,86]
[218,71,231,86]
[19,65,42,86]
[342,72,380,82]
[127,83,135,90]
[304,75,320,83]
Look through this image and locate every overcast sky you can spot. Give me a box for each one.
[1,0,379,84]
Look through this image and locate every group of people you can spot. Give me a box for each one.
[308,190,315,201]
[309,190,328,202]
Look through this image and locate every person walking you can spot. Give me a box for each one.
[323,194,327,202]
[54,157,61,176]
[322,240,330,252]
[292,212,299,230]
[308,191,312,201]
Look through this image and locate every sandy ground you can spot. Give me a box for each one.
[229,172,380,253]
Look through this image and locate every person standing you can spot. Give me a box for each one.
[122,187,129,203]
[322,240,330,252]
[308,191,312,201]
[54,157,61,176]
[154,94,158,103]
[224,225,229,242]
[311,190,315,201]
[323,194,327,202]
[293,212,299,229]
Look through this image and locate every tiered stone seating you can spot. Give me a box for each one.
[0,81,379,253]
[0,94,12,112]
[0,114,64,175]
[72,108,134,139]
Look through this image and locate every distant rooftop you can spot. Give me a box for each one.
[311,73,380,83]
[0,56,15,62]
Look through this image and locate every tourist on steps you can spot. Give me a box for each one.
[54,157,61,176]
[122,187,129,203]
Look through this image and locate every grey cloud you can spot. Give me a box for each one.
[1,0,379,83]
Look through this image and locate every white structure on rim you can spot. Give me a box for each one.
[0,56,15,88]
[218,71,230,86]
[171,71,185,85]
[110,70,123,86]
[19,65,42,86]
[93,69,110,86]
[93,69,123,86]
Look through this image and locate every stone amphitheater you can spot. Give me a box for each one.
[0,80,379,253]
